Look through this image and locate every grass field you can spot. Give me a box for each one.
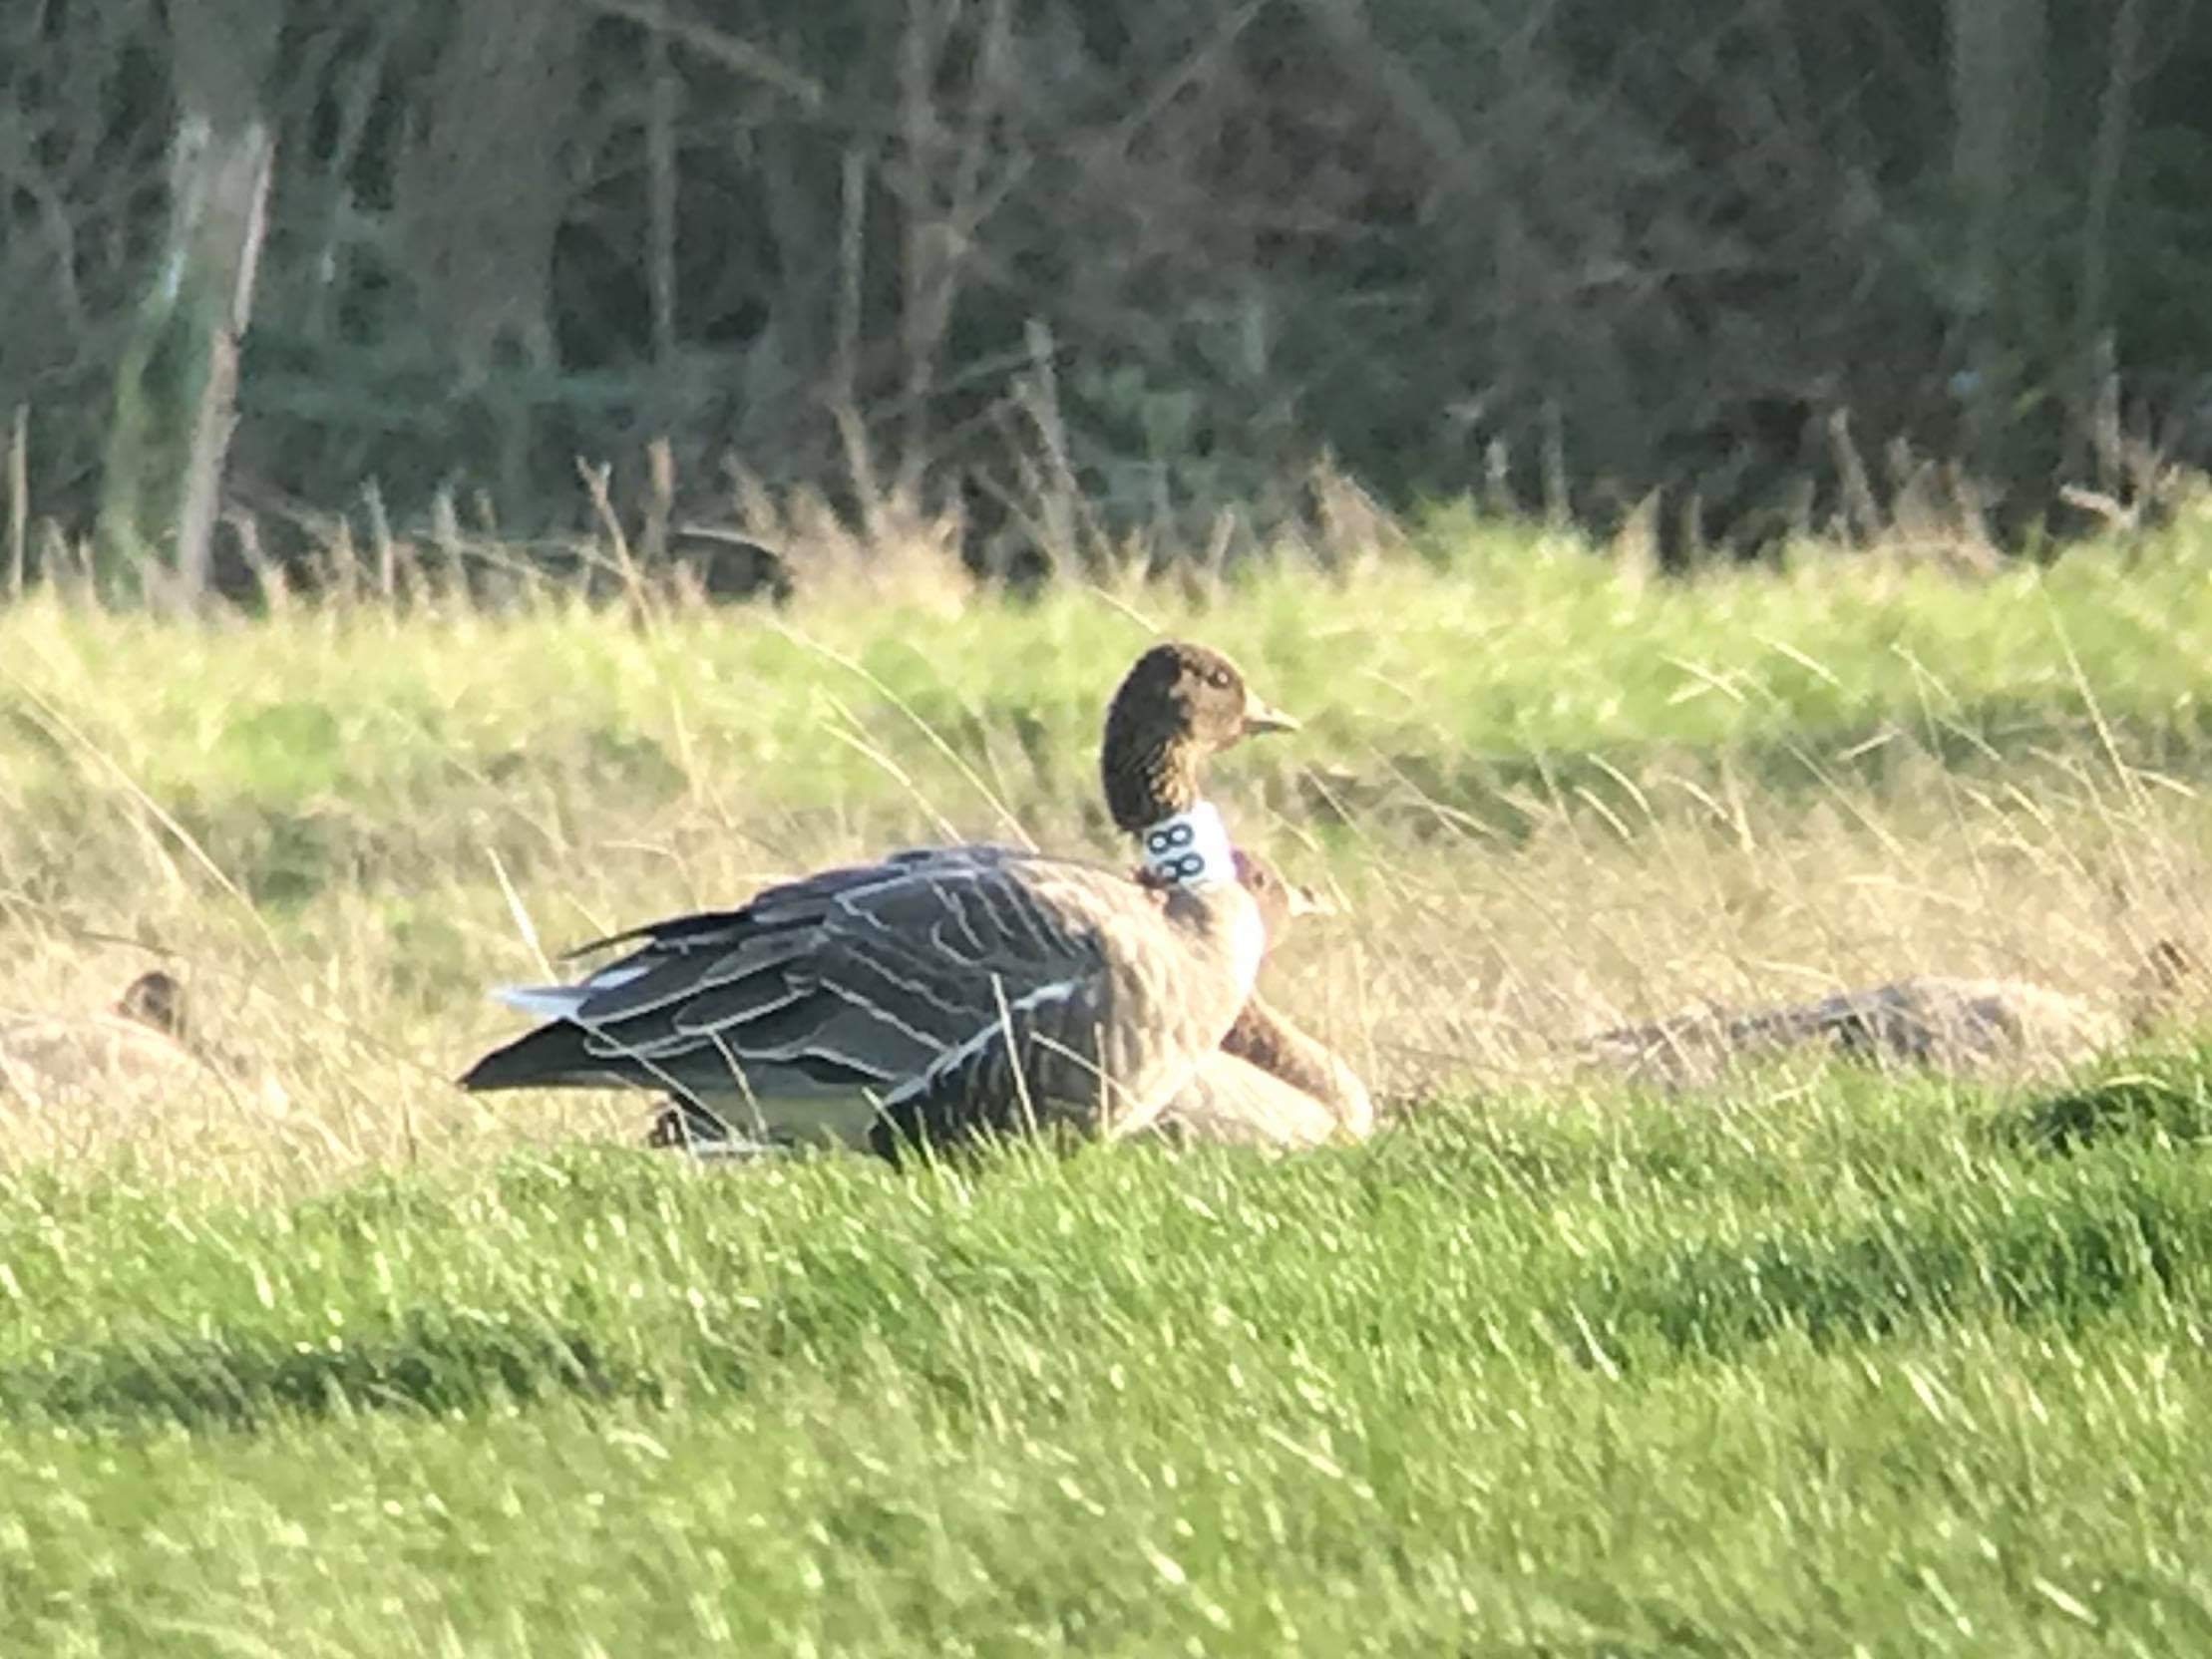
[6,504,2212,1653]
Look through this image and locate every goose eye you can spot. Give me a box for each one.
[1207,667,1233,689]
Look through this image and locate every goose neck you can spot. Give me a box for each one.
[1138,800,1238,889]
[1101,723,1203,833]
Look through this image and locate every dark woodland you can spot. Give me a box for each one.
[5,0,2210,591]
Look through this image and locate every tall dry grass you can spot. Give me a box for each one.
[6,499,2212,1192]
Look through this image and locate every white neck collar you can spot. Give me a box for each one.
[1138,801,1238,889]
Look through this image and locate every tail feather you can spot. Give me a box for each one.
[490,983,591,1018]
[457,1022,639,1092]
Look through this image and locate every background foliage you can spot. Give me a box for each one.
[6,0,2212,579]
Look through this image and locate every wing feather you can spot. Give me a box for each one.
[465,849,1139,1116]
[464,841,1263,1158]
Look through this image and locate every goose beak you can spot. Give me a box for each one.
[1241,693,1299,736]
[1285,880,1338,919]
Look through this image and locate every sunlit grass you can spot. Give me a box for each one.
[6,502,2212,1652]
[5,1081,2211,1653]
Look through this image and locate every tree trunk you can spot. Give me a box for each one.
[97,115,272,609]
[1948,0,2048,488]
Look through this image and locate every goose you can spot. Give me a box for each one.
[1583,938,2205,1086]
[460,642,1300,1154]
[643,849,1375,1157]
[1098,649,1373,1146]
[641,645,1375,1159]
[1,970,201,1103]
[641,844,1353,1159]
[1150,855,1374,1149]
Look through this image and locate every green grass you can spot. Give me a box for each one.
[9,505,2212,1653]
[7,515,2212,863]
[7,1077,2212,1654]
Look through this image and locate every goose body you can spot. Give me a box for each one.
[1586,938,2205,1088]
[1587,973,2129,1086]
[465,843,1267,1154]
[0,972,217,1107]
[631,848,1375,1158]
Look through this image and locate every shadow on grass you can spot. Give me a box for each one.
[0,1307,663,1433]
[1997,1047,2212,1155]
[1575,1159,2203,1365]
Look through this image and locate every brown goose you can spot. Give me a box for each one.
[0,970,201,1102]
[643,747,1375,1158]
[460,643,1299,1155]
[1099,647,1372,1145]
[640,847,1352,1160]
[1149,856,1374,1149]
[1584,938,2205,1086]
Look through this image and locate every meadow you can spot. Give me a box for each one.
[6,503,2212,1654]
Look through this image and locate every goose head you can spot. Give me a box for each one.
[115,970,188,1042]
[2140,937,2202,991]
[1229,848,1334,936]
[2126,937,2206,1030]
[1099,642,1297,834]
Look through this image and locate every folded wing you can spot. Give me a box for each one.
[462,845,1259,1152]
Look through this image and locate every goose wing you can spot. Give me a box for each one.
[867,871,1265,1156]
[462,847,1248,1147]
